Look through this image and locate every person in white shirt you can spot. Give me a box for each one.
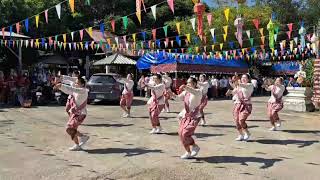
[226,74,254,141]
[211,76,219,98]
[172,77,202,159]
[119,74,135,118]
[61,70,80,115]
[251,78,258,96]
[138,75,146,97]
[219,76,228,97]
[198,74,209,126]
[146,74,166,134]
[162,73,173,112]
[264,77,285,131]
[55,76,90,151]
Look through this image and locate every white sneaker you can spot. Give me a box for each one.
[166,109,170,113]
[155,126,164,134]
[191,145,200,157]
[200,120,206,126]
[269,126,277,131]
[122,113,129,118]
[243,132,251,141]
[180,152,192,159]
[68,144,82,151]
[235,135,244,141]
[149,128,157,134]
[79,135,90,147]
[276,121,281,127]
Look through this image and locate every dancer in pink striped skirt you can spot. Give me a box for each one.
[119,74,134,118]
[227,74,254,141]
[265,78,285,131]
[198,74,209,126]
[146,74,166,134]
[172,77,202,159]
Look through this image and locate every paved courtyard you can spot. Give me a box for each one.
[0,97,319,180]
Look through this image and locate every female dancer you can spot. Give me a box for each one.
[198,74,209,126]
[55,76,89,151]
[146,74,166,134]
[227,74,254,141]
[172,77,202,159]
[163,73,172,113]
[119,74,134,118]
[265,77,285,131]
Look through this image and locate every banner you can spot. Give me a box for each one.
[224,8,230,22]
[190,18,196,32]
[56,3,61,19]
[151,5,157,20]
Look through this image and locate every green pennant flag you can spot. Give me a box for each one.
[0,40,3,46]
[275,26,279,34]
[59,43,62,50]
[55,35,58,42]
[250,38,254,46]
[163,25,168,37]
[99,40,103,48]
[122,16,128,30]
[188,47,192,53]
[85,0,91,5]
[16,40,19,47]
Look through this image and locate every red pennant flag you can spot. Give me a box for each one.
[181,48,184,53]
[170,40,174,47]
[203,36,207,44]
[185,39,188,46]
[307,34,311,41]
[44,10,49,24]
[287,23,293,32]
[16,22,20,34]
[260,45,265,49]
[287,31,291,39]
[152,29,156,40]
[1,28,4,39]
[167,0,174,14]
[79,30,84,41]
[148,40,152,49]
[207,13,212,26]
[111,20,115,32]
[48,37,53,45]
[252,19,259,30]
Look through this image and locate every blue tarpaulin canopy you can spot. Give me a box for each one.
[271,62,299,75]
[137,53,248,70]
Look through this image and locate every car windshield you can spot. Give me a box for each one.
[89,75,115,84]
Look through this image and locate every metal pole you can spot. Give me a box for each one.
[317,20,320,58]
[18,46,22,74]
[85,55,90,79]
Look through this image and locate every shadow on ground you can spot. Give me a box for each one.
[82,123,133,128]
[85,147,163,157]
[281,130,320,134]
[204,124,258,129]
[195,156,283,169]
[0,120,15,127]
[164,132,224,138]
[250,139,319,148]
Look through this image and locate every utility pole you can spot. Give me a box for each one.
[317,20,320,58]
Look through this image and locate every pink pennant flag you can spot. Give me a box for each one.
[111,19,115,32]
[1,28,5,39]
[123,36,127,44]
[287,31,291,39]
[307,34,312,41]
[44,10,49,24]
[30,40,34,48]
[185,39,188,46]
[287,23,293,32]
[207,13,212,27]
[15,22,20,34]
[152,29,156,40]
[167,0,174,14]
[181,48,184,53]
[253,19,259,30]
[170,40,174,47]
[148,41,152,49]
[79,30,84,41]
[48,37,53,45]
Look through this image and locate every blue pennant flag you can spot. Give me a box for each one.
[25,19,29,32]
[41,38,45,47]
[141,32,146,41]
[156,40,161,48]
[228,41,234,49]
[9,26,12,37]
[100,23,105,37]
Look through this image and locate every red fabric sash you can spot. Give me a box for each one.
[237,90,251,112]
[272,86,282,103]
[181,92,201,129]
[69,97,87,115]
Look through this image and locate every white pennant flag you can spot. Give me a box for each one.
[210,28,215,39]
[20,40,24,47]
[115,37,119,46]
[164,41,168,48]
[45,43,48,50]
[25,40,29,48]
[68,43,72,50]
[126,43,129,49]
[190,18,196,32]
[71,32,74,41]
[294,37,298,45]
[56,3,61,19]
[246,30,251,38]
[274,34,278,42]
[151,5,157,20]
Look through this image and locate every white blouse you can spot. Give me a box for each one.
[120,79,134,95]
[175,86,202,119]
[198,81,209,95]
[60,84,89,115]
[267,85,285,103]
[163,76,172,89]
[232,83,254,104]
[147,83,165,105]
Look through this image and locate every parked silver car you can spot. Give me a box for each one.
[87,73,122,104]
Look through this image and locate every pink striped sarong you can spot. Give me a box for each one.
[148,90,165,128]
[233,91,252,130]
[267,86,283,125]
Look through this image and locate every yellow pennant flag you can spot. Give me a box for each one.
[132,34,136,42]
[261,36,265,45]
[196,47,199,53]
[259,28,264,36]
[271,48,275,54]
[169,49,172,53]
[35,15,39,28]
[211,44,215,51]
[192,0,198,4]
[224,8,230,22]
[223,25,228,35]
[77,43,80,50]
[186,34,191,43]
[63,43,67,50]
[35,39,39,48]
[107,38,111,45]
[282,40,286,48]
[69,0,75,13]
[63,34,67,43]
[176,22,181,35]
[87,27,93,37]
[136,11,142,24]
[220,43,223,50]
[242,48,245,54]
[223,34,227,42]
